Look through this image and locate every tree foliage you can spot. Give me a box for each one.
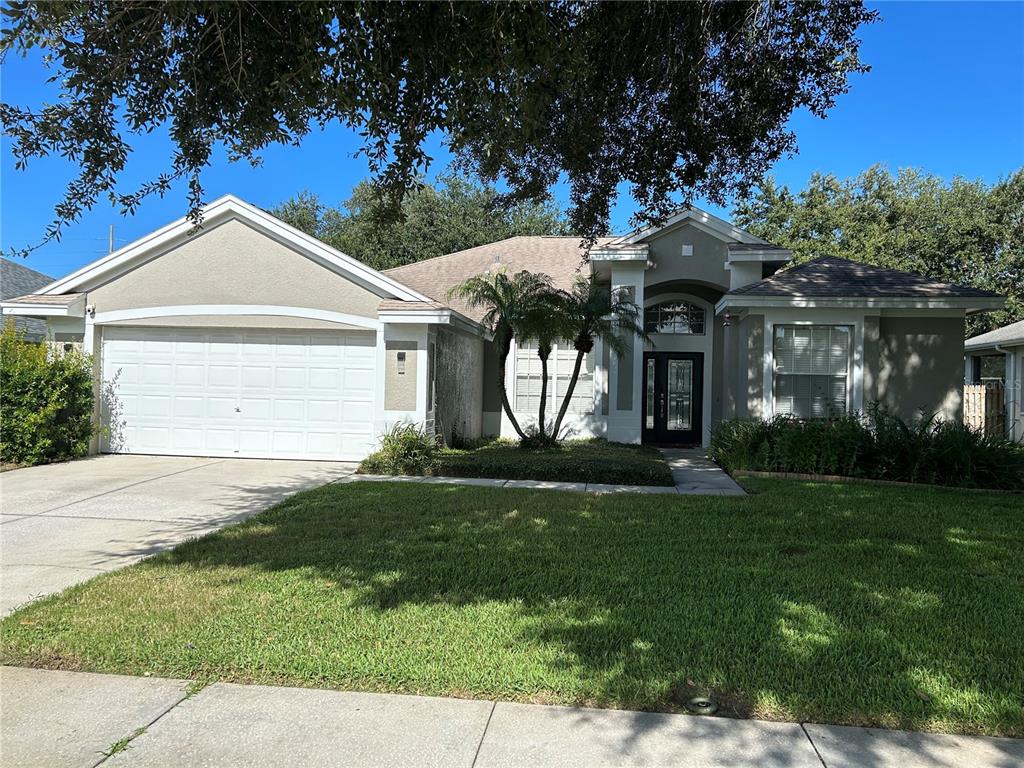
[271,174,569,271]
[0,321,94,466]
[449,269,554,441]
[1,1,876,250]
[733,166,1024,336]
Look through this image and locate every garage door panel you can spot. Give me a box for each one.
[173,429,204,450]
[173,396,205,419]
[343,368,375,392]
[207,365,239,388]
[273,399,305,421]
[309,368,341,390]
[175,364,205,387]
[102,327,377,460]
[241,365,273,388]
[306,432,341,455]
[140,363,172,386]
[205,397,238,420]
[274,367,306,389]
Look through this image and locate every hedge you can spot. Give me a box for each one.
[1,322,94,466]
[709,410,1024,491]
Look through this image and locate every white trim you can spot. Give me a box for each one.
[378,309,453,325]
[761,310,866,419]
[0,294,86,318]
[92,304,383,330]
[377,308,486,338]
[642,292,715,446]
[589,245,650,262]
[716,295,1004,313]
[611,208,768,246]
[40,195,432,303]
[725,248,792,263]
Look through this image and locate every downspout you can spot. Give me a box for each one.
[994,344,1019,441]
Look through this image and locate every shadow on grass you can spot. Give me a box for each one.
[7,476,1023,759]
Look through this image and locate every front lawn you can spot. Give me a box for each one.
[2,479,1021,736]
[361,437,675,486]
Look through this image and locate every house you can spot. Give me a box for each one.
[965,320,1024,441]
[0,194,1003,460]
[1,258,54,342]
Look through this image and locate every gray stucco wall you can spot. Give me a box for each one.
[384,340,418,411]
[616,334,635,411]
[434,328,484,444]
[735,314,764,419]
[711,314,725,425]
[88,218,382,327]
[482,341,501,413]
[874,315,965,420]
[643,223,731,292]
[862,316,881,405]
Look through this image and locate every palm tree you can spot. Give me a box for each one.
[518,288,574,440]
[550,277,647,440]
[449,269,553,441]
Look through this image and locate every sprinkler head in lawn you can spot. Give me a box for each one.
[685,696,719,716]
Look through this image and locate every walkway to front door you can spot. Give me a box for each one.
[642,351,703,446]
[660,448,746,495]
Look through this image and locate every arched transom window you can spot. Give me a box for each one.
[644,300,706,335]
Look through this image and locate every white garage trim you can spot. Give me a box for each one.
[93,305,383,330]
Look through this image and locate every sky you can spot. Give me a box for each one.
[1,1,1022,279]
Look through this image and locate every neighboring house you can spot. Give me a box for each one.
[0,258,54,341]
[0,194,1003,460]
[965,320,1024,441]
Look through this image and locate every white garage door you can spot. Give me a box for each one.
[101,327,377,460]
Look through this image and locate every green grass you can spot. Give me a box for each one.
[2,479,1021,736]
[362,437,676,486]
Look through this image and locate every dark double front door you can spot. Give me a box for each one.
[642,352,703,446]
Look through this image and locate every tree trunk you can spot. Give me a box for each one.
[537,343,552,437]
[551,348,585,440]
[498,345,527,440]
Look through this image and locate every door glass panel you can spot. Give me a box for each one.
[645,359,655,429]
[666,359,692,431]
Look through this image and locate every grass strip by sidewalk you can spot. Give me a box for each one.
[2,478,1021,737]
[362,438,676,486]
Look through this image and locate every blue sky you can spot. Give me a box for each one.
[2,1,1022,279]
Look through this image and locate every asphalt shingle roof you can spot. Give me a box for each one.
[1,258,54,340]
[728,256,1001,299]
[384,236,611,324]
[964,319,1024,351]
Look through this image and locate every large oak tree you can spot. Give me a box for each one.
[2,1,876,249]
[733,166,1024,336]
[271,174,569,271]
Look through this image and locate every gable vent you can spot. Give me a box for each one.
[681,245,694,257]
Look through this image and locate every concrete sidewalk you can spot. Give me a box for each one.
[2,667,1020,768]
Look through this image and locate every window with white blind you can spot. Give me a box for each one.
[515,340,595,414]
[772,325,851,418]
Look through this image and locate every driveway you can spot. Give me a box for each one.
[0,455,356,615]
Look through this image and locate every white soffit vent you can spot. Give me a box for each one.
[681,245,694,257]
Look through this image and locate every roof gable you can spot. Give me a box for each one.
[610,207,770,246]
[40,195,429,302]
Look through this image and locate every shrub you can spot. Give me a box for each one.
[359,422,440,475]
[0,322,94,466]
[434,438,675,485]
[709,408,1024,491]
